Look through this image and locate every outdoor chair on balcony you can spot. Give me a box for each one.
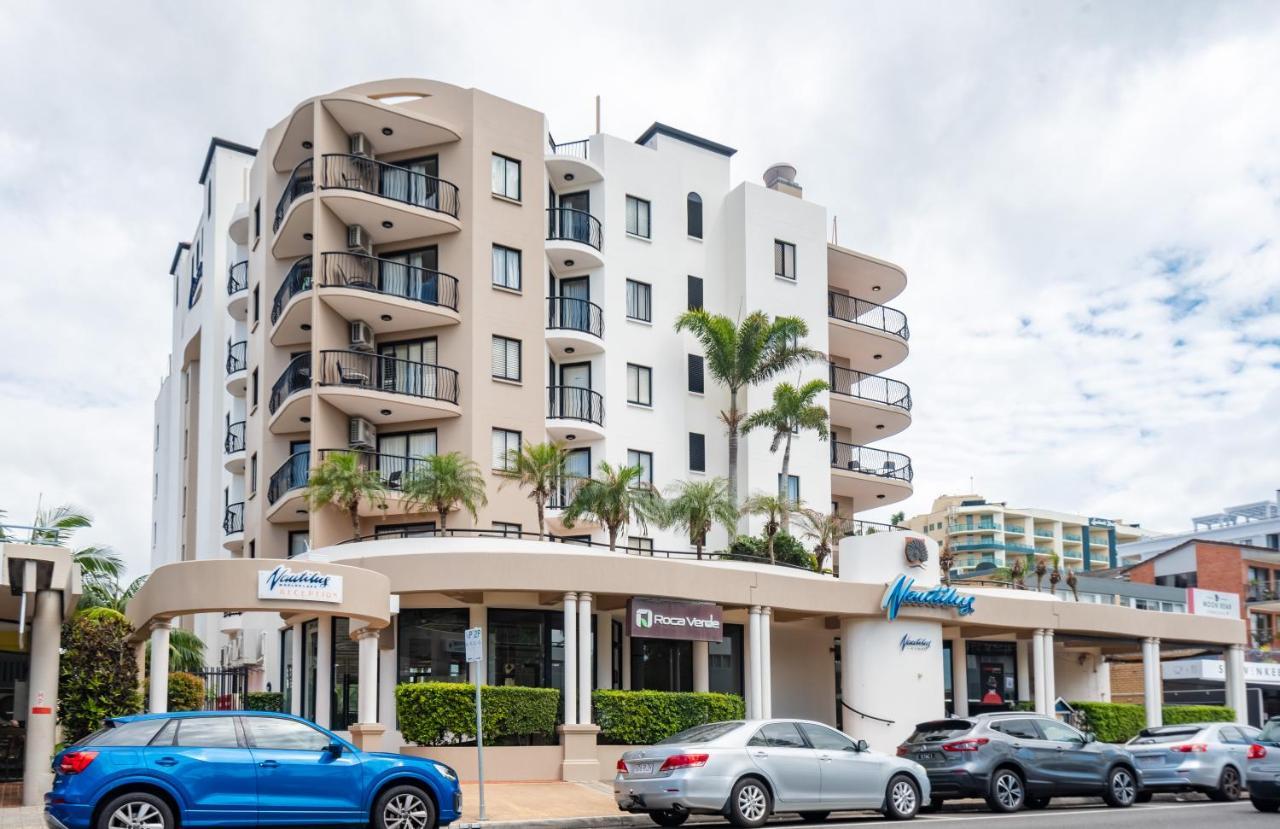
[338,365,369,385]
[883,460,897,474]
[386,470,403,490]
[847,460,860,471]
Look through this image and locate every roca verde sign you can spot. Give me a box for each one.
[628,597,723,642]
[258,566,343,604]
[881,574,976,621]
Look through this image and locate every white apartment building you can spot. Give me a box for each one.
[1117,489,1280,564]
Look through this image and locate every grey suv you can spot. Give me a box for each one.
[898,713,1140,812]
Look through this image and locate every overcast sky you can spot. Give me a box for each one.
[1,1,1277,578]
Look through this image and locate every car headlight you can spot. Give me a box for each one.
[431,762,458,782]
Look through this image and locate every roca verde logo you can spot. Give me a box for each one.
[634,608,654,629]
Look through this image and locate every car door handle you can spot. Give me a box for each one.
[155,757,178,767]
[1055,746,1065,752]
[819,755,832,762]
[259,760,279,769]
[752,751,769,758]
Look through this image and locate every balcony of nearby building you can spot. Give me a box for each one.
[545,385,605,442]
[225,339,248,396]
[318,154,462,246]
[222,502,244,552]
[228,202,251,246]
[317,252,460,334]
[545,296,604,359]
[827,291,909,373]
[226,261,249,320]
[826,244,907,303]
[829,440,913,505]
[272,158,315,259]
[546,207,604,273]
[266,451,311,522]
[224,420,246,474]
[826,363,912,443]
[545,135,603,188]
[316,350,460,425]
[270,257,314,347]
[268,353,312,434]
[318,448,428,516]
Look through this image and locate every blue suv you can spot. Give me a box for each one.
[44,711,461,829]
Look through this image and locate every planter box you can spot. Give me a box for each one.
[401,745,563,782]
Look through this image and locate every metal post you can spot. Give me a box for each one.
[475,678,485,821]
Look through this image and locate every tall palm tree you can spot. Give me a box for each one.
[658,478,738,560]
[673,310,822,511]
[562,461,658,551]
[24,503,125,587]
[740,493,793,564]
[740,379,829,534]
[403,452,488,532]
[304,452,387,541]
[499,440,568,539]
[795,507,849,573]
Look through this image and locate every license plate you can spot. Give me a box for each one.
[1136,755,1162,766]
[916,752,940,762]
[629,762,657,775]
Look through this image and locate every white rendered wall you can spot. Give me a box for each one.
[1054,650,1111,703]
[770,617,838,723]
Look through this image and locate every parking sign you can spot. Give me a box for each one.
[465,627,483,663]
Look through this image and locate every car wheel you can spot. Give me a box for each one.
[374,783,436,829]
[97,792,174,829]
[1252,798,1280,813]
[986,768,1025,813]
[1103,766,1137,808]
[799,812,831,823]
[649,810,689,827]
[883,774,920,820]
[1209,766,1242,802]
[1135,791,1153,803]
[1025,795,1050,809]
[728,777,772,828]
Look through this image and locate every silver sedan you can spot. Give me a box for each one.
[1126,722,1260,801]
[613,719,930,827]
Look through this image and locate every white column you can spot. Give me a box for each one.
[951,639,969,717]
[621,630,632,690]
[1032,629,1046,715]
[356,628,379,724]
[563,593,578,725]
[1043,629,1056,714]
[468,604,485,686]
[148,621,172,714]
[748,606,763,719]
[289,622,304,716]
[1016,640,1031,704]
[1142,638,1162,728]
[22,590,62,806]
[692,640,710,693]
[761,608,773,718]
[596,611,613,690]
[1226,644,1248,725]
[315,615,332,728]
[578,592,593,725]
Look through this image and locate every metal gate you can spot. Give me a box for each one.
[192,666,250,711]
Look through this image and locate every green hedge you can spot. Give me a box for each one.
[245,692,284,712]
[1071,701,1236,742]
[594,690,746,745]
[1162,705,1235,725]
[397,683,559,746]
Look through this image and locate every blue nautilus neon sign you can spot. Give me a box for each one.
[881,575,976,620]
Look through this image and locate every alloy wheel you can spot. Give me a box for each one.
[1223,767,1241,799]
[737,783,768,822]
[108,801,165,829]
[384,792,431,829]
[995,772,1023,809]
[891,779,918,815]
[1111,769,1135,804]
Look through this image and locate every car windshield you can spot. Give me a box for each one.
[1130,726,1202,744]
[657,721,744,745]
[1261,720,1280,743]
[906,720,973,743]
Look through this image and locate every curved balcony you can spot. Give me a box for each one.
[829,440,913,506]
[827,363,912,443]
[270,257,313,346]
[545,135,603,188]
[546,207,604,273]
[227,261,249,321]
[827,291,909,373]
[318,448,428,516]
[546,385,605,442]
[268,353,312,434]
[228,202,251,246]
[319,154,461,244]
[545,296,604,359]
[266,450,311,522]
[272,158,314,259]
[316,350,460,424]
[225,339,248,396]
[224,420,246,473]
[318,252,460,333]
[222,502,244,552]
[827,244,908,304]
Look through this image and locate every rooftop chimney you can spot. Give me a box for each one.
[764,163,802,198]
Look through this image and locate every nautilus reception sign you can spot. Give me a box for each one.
[258,566,344,603]
[881,575,975,621]
[628,597,723,642]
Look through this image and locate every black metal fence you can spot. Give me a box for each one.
[268,451,311,505]
[269,354,312,414]
[226,340,247,375]
[225,421,245,455]
[274,158,314,231]
[318,350,459,405]
[830,440,914,482]
[227,261,248,296]
[192,666,251,711]
[547,296,604,338]
[829,363,912,411]
[223,502,244,535]
[321,154,459,218]
[320,252,459,312]
[546,207,603,250]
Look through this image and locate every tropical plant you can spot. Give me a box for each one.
[794,508,849,573]
[1048,553,1062,592]
[562,461,659,551]
[1067,568,1080,601]
[939,538,955,585]
[499,441,568,539]
[80,574,146,613]
[890,511,905,527]
[59,610,141,742]
[1034,558,1047,591]
[19,502,125,592]
[304,451,387,541]
[741,379,829,534]
[656,478,739,560]
[673,310,822,512]
[1010,555,1026,589]
[403,452,488,531]
[740,493,793,564]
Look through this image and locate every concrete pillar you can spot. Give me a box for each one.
[563,593,578,726]
[377,626,396,731]
[1142,638,1163,728]
[356,628,379,724]
[1016,639,1031,704]
[22,590,62,806]
[951,639,969,717]
[596,611,612,690]
[468,604,485,685]
[761,607,773,718]
[1226,644,1248,725]
[621,630,632,690]
[1043,629,1056,715]
[578,592,593,725]
[1032,629,1046,714]
[692,640,710,693]
[148,621,172,714]
[748,606,763,719]
[315,615,332,728]
[289,621,303,716]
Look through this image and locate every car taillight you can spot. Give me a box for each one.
[942,738,989,752]
[57,751,98,775]
[896,745,909,757]
[659,753,709,771]
[1248,744,1268,760]
[1169,744,1208,753]
[616,758,628,773]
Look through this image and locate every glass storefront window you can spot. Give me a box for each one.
[331,618,359,731]
[398,609,469,685]
[302,619,318,722]
[488,609,567,690]
[967,641,1016,712]
[709,624,744,696]
[631,639,692,691]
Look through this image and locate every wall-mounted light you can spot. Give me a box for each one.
[300,324,312,331]
[380,409,392,416]
[381,127,394,136]
[302,141,313,150]
[565,434,576,441]
[380,314,392,322]
[382,221,394,229]
[303,233,313,241]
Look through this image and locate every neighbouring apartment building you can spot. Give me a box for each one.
[1117,489,1280,564]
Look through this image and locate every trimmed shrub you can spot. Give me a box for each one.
[58,611,142,743]
[594,690,746,745]
[1163,705,1235,725]
[397,682,560,746]
[1070,701,1146,743]
[166,672,205,712]
[245,692,284,712]
[728,533,816,570]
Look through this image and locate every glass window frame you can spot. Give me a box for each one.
[490,153,521,201]
[626,364,652,406]
[626,195,651,238]
[491,335,522,382]
[626,279,652,323]
[491,244,522,291]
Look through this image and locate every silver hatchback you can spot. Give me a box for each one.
[613,719,930,827]
[1126,722,1260,801]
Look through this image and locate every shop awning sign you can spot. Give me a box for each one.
[881,574,975,621]
[258,566,343,603]
[628,597,723,642]
[1187,588,1240,620]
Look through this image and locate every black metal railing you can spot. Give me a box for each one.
[828,364,912,412]
[193,666,250,710]
[844,519,908,536]
[547,386,604,426]
[223,502,244,535]
[268,451,311,505]
[274,158,314,232]
[271,256,313,324]
[830,440,913,483]
[225,421,245,455]
[547,296,604,338]
[827,292,910,340]
[321,154,460,218]
[188,261,203,309]
[1248,584,1279,603]
[226,340,247,375]
[227,261,248,297]
[547,207,603,251]
[318,448,429,491]
[269,353,312,414]
[319,252,459,312]
[547,134,589,159]
[318,350,459,405]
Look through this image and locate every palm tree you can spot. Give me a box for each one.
[741,493,792,564]
[562,461,658,551]
[403,452,488,531]
[890,511,905,527]
[795,507,848,573]
[79,581,206,672]
[674,310,822,511]
[657,478,738,560]
[23,503,125,587]
[1034,558,1047,591]
[741,379,829,534]
[1010,555,1026,589]
[304,452,387,541]
[939,537,956,585]
[1066,568,1080,601]
[499,441,568,539]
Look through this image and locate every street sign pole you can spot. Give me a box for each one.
[464,627,486,822]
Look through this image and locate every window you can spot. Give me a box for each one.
[774,240,796,279]
[627,364,652,406]
[687,192,703,238]
[799,722,856,751]
[175,717,240,748]
[253,200,261,240]
[249,453,258,495]
[82,718,171,747]
[1038,720,1085,744]
[629,537,654,554]
[248,540,255,559]
[491,245,521,291]
[687,275,703,311]
[493,522,522,537]
[709,623,744,695]
[251,368,259,408]
[627,450,654,487]
[490,154,521,200]
[626,279,652,322]
[687,354,705,393]
[779,474,800,503]
[626,195,651,238]
[488,609,566,689]
[154,423,160,450]
[492,428,521,471]
[749,722,806,748]
[244,716,330,751]
[689,433,706,472]
[252,285,260,324]
[991,719,1041,740]
[399,608,469,684]
[288,531,309,558]
[491,336,522,382]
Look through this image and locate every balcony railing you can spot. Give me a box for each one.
[1248,584,1279,603]
[188,261,203,309]
[274,158,314,232]
[318,449,429,491]
[828,364,912,411]
[546,207,603,251]
[268,451,311,505]
[321,154,460,218]
[227,261,248,296]
[1034,529,1054,538]
[547,386,604,426]
[827,292,910,340]
[830,440,913,483]
[319,252,459,312]
[271,256,313,324]
[318,350,459,405]
[223,502,244,535]
[226,340,247,375]
[269,353,312,414]
[547,296,604,338]
[547,134,589,160]
[225,420,245,455]
[547,476,588,510]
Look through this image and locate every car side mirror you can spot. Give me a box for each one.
[855,739,869,753]
[1083,732,1096,744]
[326,741,344,757]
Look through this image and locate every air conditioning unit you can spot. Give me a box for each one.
[349,416,377,450]
[349,132,372,157]
[346,224,372,254]
[350,320,374,351]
